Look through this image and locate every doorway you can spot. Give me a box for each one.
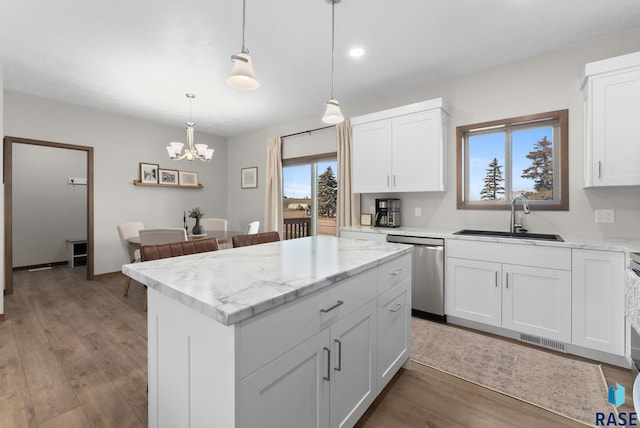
[4,136,94,294]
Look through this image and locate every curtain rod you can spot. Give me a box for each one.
[281,125,334,139]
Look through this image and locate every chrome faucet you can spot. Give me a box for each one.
[510,195,530,233]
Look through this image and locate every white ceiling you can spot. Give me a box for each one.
[1,0,639,137]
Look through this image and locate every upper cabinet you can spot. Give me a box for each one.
[351,98,448,193]
[583,51,640,187]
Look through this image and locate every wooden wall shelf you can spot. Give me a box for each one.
[133,180,203,189]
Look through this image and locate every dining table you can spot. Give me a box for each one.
[127,230,245,249]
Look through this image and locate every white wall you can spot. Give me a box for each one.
[227,28,640,240]
[3,91,228,274]
[1,59,4,316]
[12,144,87,267]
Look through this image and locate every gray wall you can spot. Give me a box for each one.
[12,144,87,267]
[4,91,228,274]
[227,28,640,240]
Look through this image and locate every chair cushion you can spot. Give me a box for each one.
[232,231,280,248]
[141,238,219,261]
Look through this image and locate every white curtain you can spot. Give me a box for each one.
[337,121,360,232]
[264,136,283,235]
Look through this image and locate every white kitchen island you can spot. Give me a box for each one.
[123,236,413,428]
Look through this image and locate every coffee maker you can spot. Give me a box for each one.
[375,198,401,227]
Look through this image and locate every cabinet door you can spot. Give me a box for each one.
[330,299,377,428]
[502,264,571,343]
[445,258,501,327]
[572,249,625,355]
[239,329,331,428]
[392,110,445,192]
[377,279,410,392]
[588,66,640,186]
[352,119,392,193]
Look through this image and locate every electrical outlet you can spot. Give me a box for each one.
[415,207,422,217]
[595,209,615,223]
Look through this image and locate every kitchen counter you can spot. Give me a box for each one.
[123,235,412,325]
[341,226,640,254]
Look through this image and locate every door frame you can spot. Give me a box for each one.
[4,136,94,293]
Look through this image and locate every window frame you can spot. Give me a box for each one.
[456,109,569,211]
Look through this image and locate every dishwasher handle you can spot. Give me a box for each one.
[386,235,444,247]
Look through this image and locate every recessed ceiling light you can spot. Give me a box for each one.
[349,47,365,58]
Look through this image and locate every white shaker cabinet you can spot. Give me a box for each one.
[446,240,572,343]
[572,249,625,356]
[583,51,640,187]
[352,98,448,193]
[445,257,502,327]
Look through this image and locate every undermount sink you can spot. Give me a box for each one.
[453,229,564,242]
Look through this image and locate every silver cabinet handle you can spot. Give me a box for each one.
[320,300,344,313]
[506,273,509,289]
[334,339,342,372]
[387,175,390,187]
[495,271,498,287]
[598,161,602,178]
[394,175,396,186]
[390,303,404,312]
[323,347,331,381]
[390,268,403,276]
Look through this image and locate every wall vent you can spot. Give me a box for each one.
[519,333,567,352]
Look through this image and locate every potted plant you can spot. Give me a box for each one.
[189,207,205,235]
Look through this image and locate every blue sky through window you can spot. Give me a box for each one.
[283,160,338,199]
[467,126,553,201]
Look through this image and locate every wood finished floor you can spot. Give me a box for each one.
[0,266,635,427]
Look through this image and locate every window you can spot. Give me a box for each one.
[282,156,338,239]
[456,109,568,210]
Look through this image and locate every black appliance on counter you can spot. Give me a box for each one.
[374,198,401,227]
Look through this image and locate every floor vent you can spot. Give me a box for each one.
[519,333,567,352]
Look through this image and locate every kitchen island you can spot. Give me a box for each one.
[123,236,413,428]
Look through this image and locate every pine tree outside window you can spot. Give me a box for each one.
[456,110,568,210]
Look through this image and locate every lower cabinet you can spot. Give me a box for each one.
[446,240,572,342]
[238,253,411,428]
[240,299,378,428]
[377,278,411,390]
[501,264,571,343]
[572,249,625,356]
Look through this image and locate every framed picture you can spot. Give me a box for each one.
[360,213,373,227]
[179,171,199,187]
[241,167,258,189]
[140,162,159,184]
[159,169,179,185]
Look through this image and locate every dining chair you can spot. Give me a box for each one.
[200,218,228,232]
[117,221,144,297]
[137,238,219,310]
[245,221,260,235]
[232,231,280,248]
[139,228,188,245]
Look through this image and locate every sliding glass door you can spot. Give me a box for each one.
[282,158,338,239]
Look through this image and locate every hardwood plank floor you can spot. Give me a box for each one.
[0,266,635,427]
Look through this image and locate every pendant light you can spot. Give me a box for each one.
[227,0,259,90]
[166,94,214,162]
[322,0,344,124]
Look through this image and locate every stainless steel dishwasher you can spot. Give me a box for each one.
[386,234,445,321]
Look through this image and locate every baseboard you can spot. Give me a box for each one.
[13,261,68,271]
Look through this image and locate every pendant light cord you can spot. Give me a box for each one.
[241,0,247,53]
[330,0,335,99]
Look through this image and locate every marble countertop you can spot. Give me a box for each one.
[625,270,640,333]
[341,226,640,253]
[123,235,412,326]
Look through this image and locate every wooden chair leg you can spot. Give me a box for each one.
[145,288,148,312]
[124,277,131,296]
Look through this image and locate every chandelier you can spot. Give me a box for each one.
[166,93,214,162]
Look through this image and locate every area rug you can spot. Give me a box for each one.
[411,318,616,426]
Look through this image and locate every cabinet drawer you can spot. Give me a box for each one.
[447,239,570,270]
[238,267,378,378]
[378,253,411,294]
